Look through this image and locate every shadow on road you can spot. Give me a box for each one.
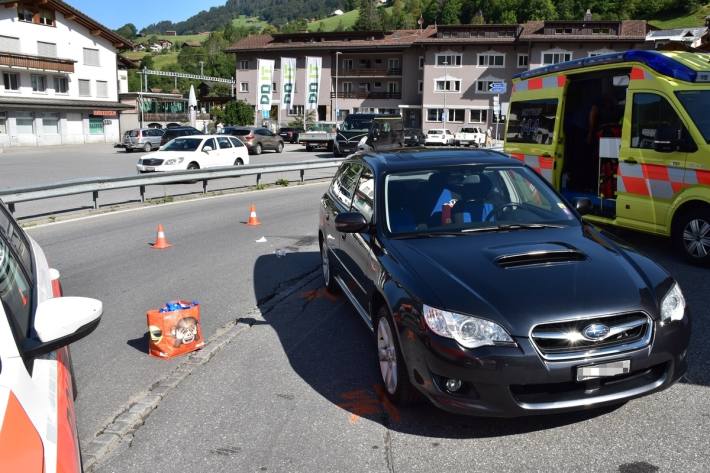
[253,251,624,440]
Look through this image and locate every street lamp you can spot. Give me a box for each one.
[334,51,342,123]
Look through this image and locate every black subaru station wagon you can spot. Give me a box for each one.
[318,149,690,416]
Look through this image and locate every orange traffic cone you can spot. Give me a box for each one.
[151,224,172,249]
[246,204,261,226]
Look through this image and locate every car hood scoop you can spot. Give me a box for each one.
[491,243,587,268]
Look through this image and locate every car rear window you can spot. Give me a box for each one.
[129,130,140,137]
[229,129,251,136]
[428,130,442,135]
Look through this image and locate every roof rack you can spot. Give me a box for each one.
[514,50,706,83]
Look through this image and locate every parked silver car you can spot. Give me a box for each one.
[220,126,284,155]
[123,128,165,152]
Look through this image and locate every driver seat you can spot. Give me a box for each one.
[452,176,494,224]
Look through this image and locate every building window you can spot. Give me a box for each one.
[0,116,6,135]
[387,82,399,94]
[18,6,54,26]
[53,76,68,93]
[477,53,505,68]
[426,108,444,122]
[83,48,100,66]
[342,59,353,70]
[239,82,249,93]
[16,117,34,134]
[272,82,277,93]
[435,79,461,92]
[419,56,424,69]
[470,109,488,123]
[238,59,249,70]
[2,72,19,91]
[288,105,304,116]
[435,53,462,67]
[78,79,91,97]
[417,80,423,94]
[342,82,353,93]
[555,28,573,34]
[373,81,382,89]
[0,35,20,53]
[38,9,54,26]
[18,7,34,22]
[89,118,104,135]
[476,78,503,94]
[593,28,611,34]
[96,80,108,98]
[517,54,529,68]
[358,82,371,92]
[588,49,614,57]
[448,109,465,123]
[37,41,57,58]
[31,74,46,92]
[387,58,400,71]
[542,50,572,65]
[42,116,59,134]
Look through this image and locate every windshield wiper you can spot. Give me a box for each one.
[462,223,565,233]
[390,231,470,239]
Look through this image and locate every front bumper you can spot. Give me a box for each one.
[136,163,178,173]
[336,142,359,154]
[401,317,690,417]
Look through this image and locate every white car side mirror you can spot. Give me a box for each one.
[26,297,103,356]
[203,146,213,153]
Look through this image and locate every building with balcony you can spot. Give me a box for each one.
[0,0,132,148]
[226,19,649,133]
[118,92,189,131]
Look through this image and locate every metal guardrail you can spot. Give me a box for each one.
[0,159,344,214]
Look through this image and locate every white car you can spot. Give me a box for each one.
[136,135,250,173]
[0,201,103,471]
[424,128,454,146]
[453,127,486,147]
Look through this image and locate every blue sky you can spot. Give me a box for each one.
[66,0,226,30]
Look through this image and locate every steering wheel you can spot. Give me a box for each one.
[485,203,520,222]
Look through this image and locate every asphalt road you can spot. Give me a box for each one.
[26,183,710,472]
[0,142,335,219]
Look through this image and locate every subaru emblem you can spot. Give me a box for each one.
[582,323,610,341]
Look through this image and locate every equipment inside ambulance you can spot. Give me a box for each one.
[0,201,103,472]
[505,50,710,264]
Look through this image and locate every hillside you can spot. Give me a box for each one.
[308,9,359,32]
[649,4,710,29]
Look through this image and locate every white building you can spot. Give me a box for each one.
[0,0,132,148]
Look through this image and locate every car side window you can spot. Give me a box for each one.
[229,137,244,147]
[0,205,31,277]
[203,138,216,151]
[217,137,232,149]
[631,93,694,151]
[0,236,32,344]
[255,129,265,136]
[352,168,375,223]
[331,163,363,209]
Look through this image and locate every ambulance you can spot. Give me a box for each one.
[505,50,710,263]
[0,201,102,472]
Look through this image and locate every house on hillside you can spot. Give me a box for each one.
[332,9,344,16]
[646,27,709,49]
[165,30,177,36]
[0,0,133,148]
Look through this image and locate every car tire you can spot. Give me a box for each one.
[276,142,283,153]
[143,143,152,152]
[673,207,710,265]
[126,148,133,153]
[255,143,262,155]
[187,162,199,170]
[320,238,340,293]
[375,306,419,406]
[234,158,244,166]
[306,145,314,152]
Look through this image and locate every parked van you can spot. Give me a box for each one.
[335,114,404,156]
[504,50,710,263]
[122,127,164,152]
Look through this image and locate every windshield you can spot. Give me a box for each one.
[676,90,710,144]
[385,166,577,234]
[428,130,443,135]
[162,138,202,152]
[342,117,372,132]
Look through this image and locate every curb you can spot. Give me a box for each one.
[82,266,321,472]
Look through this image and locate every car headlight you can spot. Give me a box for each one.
[661,282,685,322]
[164,158,184,165]
[423,304,515,349]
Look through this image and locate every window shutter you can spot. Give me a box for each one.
[0,36,20,53]
[37,41,57,58]
[79,79,91,96]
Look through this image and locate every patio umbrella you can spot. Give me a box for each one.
[188,85,197,127]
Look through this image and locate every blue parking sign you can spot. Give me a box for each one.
[489,82,507,94]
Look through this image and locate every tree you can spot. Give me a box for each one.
[354,0,380,30]
[391,0,406,29]
[441,0,462,24]
[288,110,317,130]
[223,21,236,43]
[115,23,137,39]
[214,100,254,126]
[422,0,439,25]
[139,54,154,70]
[522,0,557,20]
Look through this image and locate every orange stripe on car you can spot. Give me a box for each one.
[56,348,81,473]
[0,391,44,473]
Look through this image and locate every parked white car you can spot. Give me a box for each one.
[454,127,486,147]
[424,129,454,146]
[136,135,250,173]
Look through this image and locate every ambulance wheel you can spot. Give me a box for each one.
[674,208,710,265]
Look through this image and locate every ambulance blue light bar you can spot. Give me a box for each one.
[514,50,701,83]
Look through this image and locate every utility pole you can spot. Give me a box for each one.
[199,61,204,75]
[334,51,341,123]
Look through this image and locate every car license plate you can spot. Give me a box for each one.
[576,360,630,381]
[144,166,155,171]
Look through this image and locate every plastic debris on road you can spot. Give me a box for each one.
[255,236,267,243]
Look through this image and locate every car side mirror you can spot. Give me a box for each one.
[22,297,103,358]
[203,146,213,153]
[575,198,593,216]
[335,212,369,233]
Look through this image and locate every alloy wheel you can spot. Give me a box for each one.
[683,218,710,258]
[377,318,398,395]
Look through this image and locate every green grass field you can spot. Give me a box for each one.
[232,15,268,30]
[152,52,179,69]
[134,33,209,46]
[308,9,360,32]
[649,4,710,29]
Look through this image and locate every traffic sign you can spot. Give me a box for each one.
[489,82,507,94]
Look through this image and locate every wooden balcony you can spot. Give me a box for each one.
[330,92,401,99]
[0,51,75,73]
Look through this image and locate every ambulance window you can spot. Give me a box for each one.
[631,93,694,150]
[506,99,558,145]
[0,236,32,343]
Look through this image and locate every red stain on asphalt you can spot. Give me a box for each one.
[300,287,339,302]
[336,384,401,424]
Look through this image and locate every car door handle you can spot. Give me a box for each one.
[622,158,638,164]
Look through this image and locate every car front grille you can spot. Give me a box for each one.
[530,312,652,361]
[141,158,164,166]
